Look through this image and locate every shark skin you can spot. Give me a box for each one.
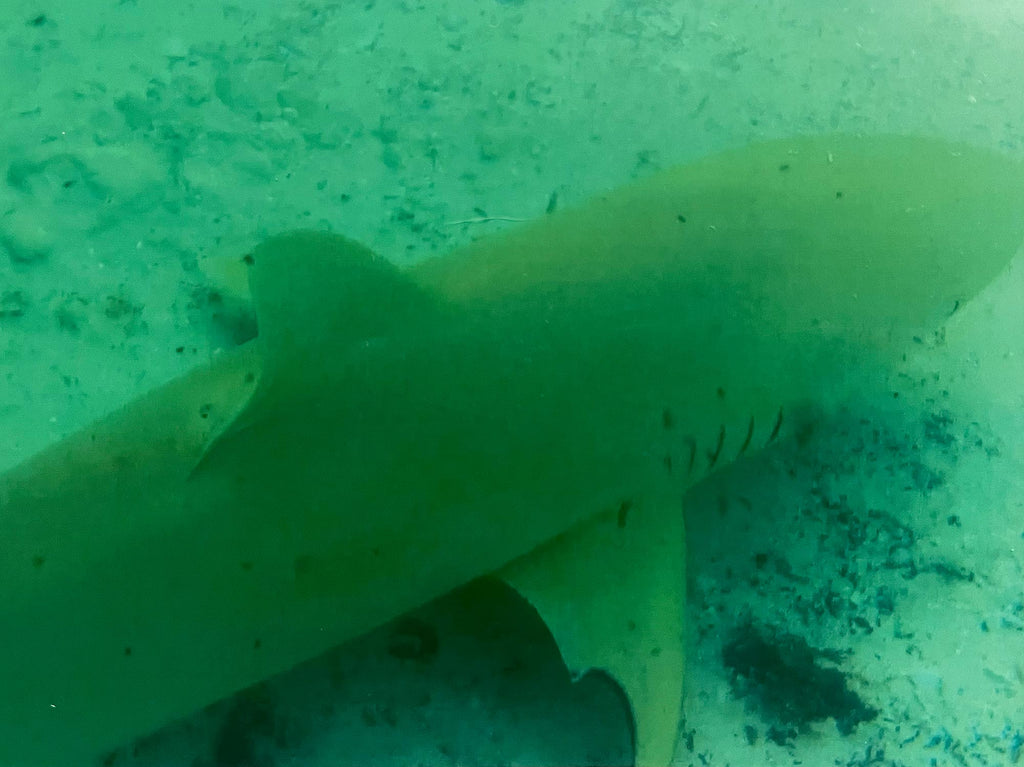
[1,135,1022,766]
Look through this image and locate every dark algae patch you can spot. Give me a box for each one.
[722,622,877,738]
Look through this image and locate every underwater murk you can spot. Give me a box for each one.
[1,1,1023,766]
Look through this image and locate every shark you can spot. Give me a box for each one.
[1,134,1022,766]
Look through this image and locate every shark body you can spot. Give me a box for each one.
[1,135,1022,765]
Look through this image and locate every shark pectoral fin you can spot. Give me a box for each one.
[497,497,686,767]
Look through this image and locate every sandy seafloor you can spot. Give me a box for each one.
[2,0,1023,765]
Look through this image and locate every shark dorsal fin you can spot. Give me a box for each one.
[195,229,440,459]
[249,230,436,398]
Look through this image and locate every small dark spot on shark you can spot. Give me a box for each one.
[293,555,313,577]
[617,500,633,529]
